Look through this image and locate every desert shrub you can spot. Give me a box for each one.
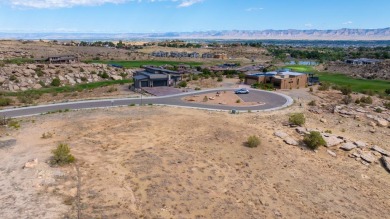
[9,75,18,81]
[129,103,136,106]
[192,75,199,81]
[318,82,330,91]
[289,113,305,126]
[340,86,352,95]
[80,67,85,72]
[8,120,20,129]
[99,71,109,79]
[203,96,208,102]
[308,100,316,106]
[107,86,117,93]
[178,81,187,88]
[80,77,88,82]
[362,89,375,96]
[35,68,44,77]
[384,102,390,110]
[41,132,54,139]
[309,87,313,92]
[360,96,373,104]
[194,87,201,91]
[342,95,353,105]
[375,108,383,113]
[0,97,13,106]
[325,130,332,134]
[217,76,223,82]
[51,143,75,166]
[355,98,361,104]
[51,78,61,87]
[385,89,390,95]
[236,99,241,103]
[246,135,261,148]
[303,131,326,150]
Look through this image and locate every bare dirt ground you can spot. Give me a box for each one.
[183,91,262,106]
[1,88,390,218]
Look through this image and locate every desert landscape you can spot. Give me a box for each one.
[1,86,390,218]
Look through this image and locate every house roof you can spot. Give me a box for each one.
[133,75,148,80]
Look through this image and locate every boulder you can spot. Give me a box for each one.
[340,142,357,151]
[360,153,375,163]
[284,137,299,146]
[320,118,327,123]
[68,78,76,85]
[296,127,309,135]
[33,84,42,89]
[321,134,344,147]
[0,76,5,83]
[27,64,37,70]
[354,141,367,148]
[23,69,35,76]
[374,118,389,127]
[327,150,337,157]
[381,156,390,173]
[274,131,289,139]
[111,75,123,81]
[23,158,38,169]
[371,145,390,157]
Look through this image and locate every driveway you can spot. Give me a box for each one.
[0,88,293,118]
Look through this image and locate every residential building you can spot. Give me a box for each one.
[245,69,308,89]
[133,66,183,88]
[35,55,78,64]
[345,58,381,65]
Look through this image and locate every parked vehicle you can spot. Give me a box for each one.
[235,88,249,94]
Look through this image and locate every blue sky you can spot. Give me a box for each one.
[0,0,389,33]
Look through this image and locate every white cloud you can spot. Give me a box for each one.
[245,7,263,12]
[177,0,203,8]
[305,23,313,28]
[343,21,353,25]
[1,0,203,8]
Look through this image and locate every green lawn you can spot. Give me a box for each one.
[85,60,204,68]
[283,65,390,93]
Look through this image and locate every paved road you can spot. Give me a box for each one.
[0,88,293,118]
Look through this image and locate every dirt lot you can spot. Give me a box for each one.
[183,91,263,106]
[1,91,390,218]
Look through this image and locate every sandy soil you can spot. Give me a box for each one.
[1,93,390,218]
[183,91,262,106]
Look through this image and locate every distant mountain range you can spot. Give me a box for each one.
[1,28,390,40]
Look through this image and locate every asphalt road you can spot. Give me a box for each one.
[0,88,293,118]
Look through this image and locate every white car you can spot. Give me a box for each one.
[235,88,249,94]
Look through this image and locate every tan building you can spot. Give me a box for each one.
[245,70,308,89]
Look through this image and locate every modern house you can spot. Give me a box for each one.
[345,58,381,65]
[202,53,214,58]
[133,66,183,88]
[245,69,308,89]
[35,55,78,64]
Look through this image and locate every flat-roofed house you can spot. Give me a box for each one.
[133,66,183,88]
[245,69,308,89]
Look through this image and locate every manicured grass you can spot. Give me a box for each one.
[283,65,390,93]
[2,79,132,97]
[85,60,203,68]
[0,58,35,65]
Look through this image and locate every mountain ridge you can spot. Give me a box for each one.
[1,28,390,40]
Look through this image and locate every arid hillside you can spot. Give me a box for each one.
[1,87,390,218]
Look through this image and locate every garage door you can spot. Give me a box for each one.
[153,80,167,87]
[141,81,149,87]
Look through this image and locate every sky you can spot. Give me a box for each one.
[0,0,389,33]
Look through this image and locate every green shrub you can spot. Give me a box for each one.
[217,76,223,82]
[8,120,20,129]
[308,100,316,106]
[385,89,390,95]
[51,78,61,87]
[236,99,241,103]
[0,97,13,106]
[51,143,75,166]
[342,95,353,105]
[246,135,261,148]
[375,108,383,113]
[194,87,201,91]
[360,96,373,104]
[289,113,305,126]
[303,131,326,150]
[340,86,352,95]
[318,82,330,91]
[178,81,187,88]
[384,102,390,110]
